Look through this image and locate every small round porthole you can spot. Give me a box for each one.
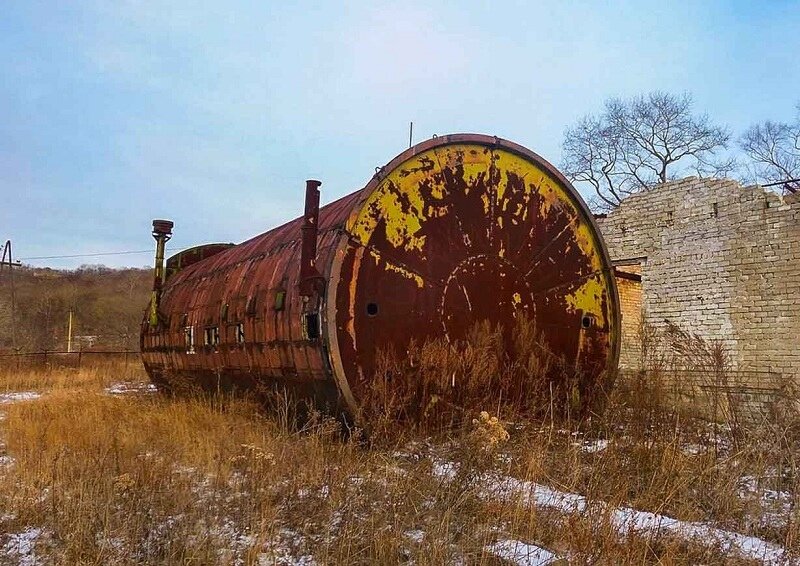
[581,315,593,329]
[366,303,379,317]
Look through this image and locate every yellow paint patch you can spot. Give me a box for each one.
[352,180,428,252]
[495,150,604,271]
[385,263,424,288]
[565,275,607,326]
[346,246,365,344]
[349,144,494,252]
[366,248,425,288]
[481,193,491,214]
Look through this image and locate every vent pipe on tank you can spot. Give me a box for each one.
[149,219,174,327]
[299,180,323,297]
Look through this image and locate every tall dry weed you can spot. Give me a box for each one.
[362,316,605,438]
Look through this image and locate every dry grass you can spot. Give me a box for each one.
[0,355,144,392]
[363,317,606,434]
[0,334,798,564]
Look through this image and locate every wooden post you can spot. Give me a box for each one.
[67,310,74,353]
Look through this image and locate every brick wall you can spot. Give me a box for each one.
[615,273,643,370]
[596,178,800,379]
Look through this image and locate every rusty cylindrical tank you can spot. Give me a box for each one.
[140,134,620,419]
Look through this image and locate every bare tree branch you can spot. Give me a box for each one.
[561,91,731,210]
[739,104,800,191]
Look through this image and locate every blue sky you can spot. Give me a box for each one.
[2,1,799,268]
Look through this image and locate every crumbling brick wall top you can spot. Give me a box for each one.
[596,177,800,379]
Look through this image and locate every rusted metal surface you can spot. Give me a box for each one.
[299,179,324,297]
[140,134,620,419]
[165,243,235,280]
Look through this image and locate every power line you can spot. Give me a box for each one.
[20,250,153,261]
[19,243,216,262]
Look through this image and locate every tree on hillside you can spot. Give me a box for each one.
[3,266,152,351]
[561,91,733,210]
[739,103,800,193]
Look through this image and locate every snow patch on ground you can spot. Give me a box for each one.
[431,461,786,564]
[432,461,457,479]
[0,392,41,405]
[738,474,793,530]
[105,382,158,395]
[489,473,787,565]
[681,443,707,455]
[1,527,47,566]
[208,518,258,565]
[576,439,609,453]
[486,539,561,565]
[258,528,317,565]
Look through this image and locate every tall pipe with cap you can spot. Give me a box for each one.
[149,219,174,328]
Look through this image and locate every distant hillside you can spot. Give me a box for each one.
[0,265,152,352]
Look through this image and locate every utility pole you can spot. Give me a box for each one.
[0,240,19,351]
[67,309,73,353]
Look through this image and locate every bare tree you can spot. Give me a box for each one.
[562,92,733,210]
[739,103,800,193]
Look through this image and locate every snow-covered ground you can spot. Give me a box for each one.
[486,538,561,565]
[0,392,42,471]
[104,382,158,395]
[484,469,785,564]
[0,391,46,564]
[1,527,48,566]
[574,438,609,453]
[0,389,793,565]
[0,382,156,403]
[0,391,41,405]
[432,458,788,564]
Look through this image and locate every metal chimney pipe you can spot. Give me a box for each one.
[149,219,174,327]
[299,180,322,297]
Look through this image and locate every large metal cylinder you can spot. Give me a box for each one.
[140,134,620,418]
